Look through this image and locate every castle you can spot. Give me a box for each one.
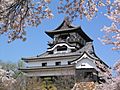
[20,18,111,84]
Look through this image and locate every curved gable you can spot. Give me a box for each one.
[74,52,98,70]
[76,58,97,69]
[47,43,75,51]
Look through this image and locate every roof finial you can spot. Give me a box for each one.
[64,17,71,25]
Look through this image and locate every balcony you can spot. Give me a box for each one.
[48,38,86,47]
[48,40,66,46]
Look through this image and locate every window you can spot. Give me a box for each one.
[57,45,67,51]
[60,34,69,40]
[42,63,47,67]
[48,51,53,54]
[81,63,85,66]
[55,62,61,66]
[61,35,68,39]
[68,61,71,65]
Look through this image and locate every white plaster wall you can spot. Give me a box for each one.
[76,58,97,69]
[26,62,41,67]
[27,61,50,67]
[27,59,72,67]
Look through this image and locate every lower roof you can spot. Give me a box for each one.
[19,65,75,72]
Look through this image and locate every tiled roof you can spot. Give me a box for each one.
[22,41,109,68]
[22,52,81,62]
[45,18,93,42]
[22,42,96,60]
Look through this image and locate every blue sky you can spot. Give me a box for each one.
[0,1,120,68]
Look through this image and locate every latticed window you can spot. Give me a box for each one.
[42,63,47,67]
[55,62,61,66]
[57,45,67,51]
[68,61,71,65]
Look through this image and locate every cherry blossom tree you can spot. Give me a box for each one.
[0,60,26,90]
[0,0,53,43]
[0,1,120,89]
[95,60,120,90]
[100,0,120,50]
[0,0,119,49]
[58,0,108,20]
[0,68,16,90]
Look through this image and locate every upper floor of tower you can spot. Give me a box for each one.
[45,18,93,54]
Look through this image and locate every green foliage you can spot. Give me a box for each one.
[0,60,25,79]
[0,60,17,71]
[41,77,57,90]
[54,76,75,90]
[18,60,25,68]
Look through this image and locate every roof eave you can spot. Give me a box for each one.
[45,27,80,38]
[19,65,75,72]
[77,27,93,42]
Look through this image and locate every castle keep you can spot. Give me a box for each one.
[20,19,111,83]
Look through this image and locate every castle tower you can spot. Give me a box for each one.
[20,18,111,83]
